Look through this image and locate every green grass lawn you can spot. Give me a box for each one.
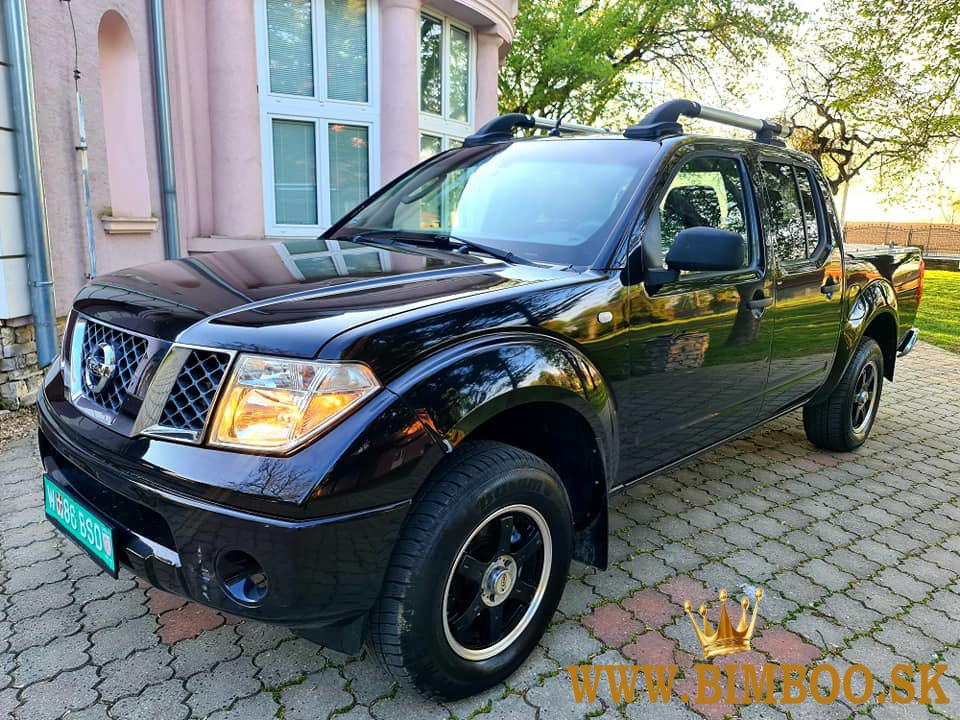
[916,269,960,353]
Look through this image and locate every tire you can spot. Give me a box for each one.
[369,440,573,699]
[803,337,884,451]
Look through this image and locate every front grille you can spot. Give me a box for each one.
[80,320,148,412]
[158,350,231,434]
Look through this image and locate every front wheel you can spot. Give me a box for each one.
[803,337,884,451]
[369,440,573,699]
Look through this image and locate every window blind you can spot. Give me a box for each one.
[325,0,368,102]
[266,0,315,96]
[328,124,369,222]
[273,119,318,225]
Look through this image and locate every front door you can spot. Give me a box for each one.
[619,152,774,483]
[758,160,845,414]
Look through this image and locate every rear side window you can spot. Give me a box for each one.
[795,170,820,252]
[761,162,806,262]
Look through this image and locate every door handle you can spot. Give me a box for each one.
[821,281,842,296]
[746,296,774,311]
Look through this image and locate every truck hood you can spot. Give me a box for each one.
[74,240,569,358]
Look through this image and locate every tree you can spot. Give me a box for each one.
[498,0,802,126]
[786,0,960,200]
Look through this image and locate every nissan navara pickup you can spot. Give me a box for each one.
[39,100,923,699]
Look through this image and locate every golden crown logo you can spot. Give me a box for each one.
[684,588,762,659]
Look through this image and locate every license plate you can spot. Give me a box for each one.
[43,476,118,576]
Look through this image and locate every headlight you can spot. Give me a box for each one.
[209,355,380,452]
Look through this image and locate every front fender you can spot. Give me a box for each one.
[812,279,898,404]
[387,332,618,486]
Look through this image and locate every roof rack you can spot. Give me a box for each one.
[623,99,792,145]
[463,113,608,147]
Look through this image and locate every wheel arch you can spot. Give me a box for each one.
[388,332,616,568]
[812,280,899,403]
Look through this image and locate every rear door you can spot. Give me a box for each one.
[619,148,774,481]
[759,159,845,414]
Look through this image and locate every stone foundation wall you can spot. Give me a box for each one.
[0,316,64,410]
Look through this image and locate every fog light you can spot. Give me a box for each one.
[218,550,268,605]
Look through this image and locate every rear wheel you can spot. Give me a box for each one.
[803,337,884,451]
[369,441,573,699]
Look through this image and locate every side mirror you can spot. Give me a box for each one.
[663,227,746,272]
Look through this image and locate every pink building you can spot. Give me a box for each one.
[0,0,515,408]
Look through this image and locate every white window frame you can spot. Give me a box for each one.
[274,239,393,279]
[255,0,381,236]
[418,10,474,148]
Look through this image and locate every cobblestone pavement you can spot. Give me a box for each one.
[2,342,959,720]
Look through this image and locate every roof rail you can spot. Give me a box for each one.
[463,113,608,146]
[624,99,792,145]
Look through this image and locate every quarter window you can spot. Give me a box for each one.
[419,13,473,155]
[258,0,378,233]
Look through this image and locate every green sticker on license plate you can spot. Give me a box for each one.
[43,476,117,574]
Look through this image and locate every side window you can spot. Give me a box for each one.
[645,156,750,270]
[795,169,821,255]
[761,162,806,263]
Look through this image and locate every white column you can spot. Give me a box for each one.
[206,0,264,238]
[475,30,502,128]
[379,0,422,183]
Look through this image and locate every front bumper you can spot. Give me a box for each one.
[37,372,441,653]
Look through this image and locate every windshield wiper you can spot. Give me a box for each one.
[345,230,534,266]
[437,234,535,266]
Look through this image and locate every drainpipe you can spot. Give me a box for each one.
[3,0,58,367]
[148,0,180,259]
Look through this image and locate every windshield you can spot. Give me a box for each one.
[337,139,658,266]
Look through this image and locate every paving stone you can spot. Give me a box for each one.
[343,650,398,704]
[787,610,851,650]
[767,570,830,606]
[582,603,644,647]
[80,589,148,632]
[88,614,158,664]
[3,558,65,593]
[622,587,678,628]
[97,644,174,702]
[277,667,351,720]
[873,567,934,601]
[796,559,855,592]
[874,619,944,665]
[842,637,911,681]
[235,619,293,656]
[6,604,83,652]
[169,623,240,676]
[5,580,73,622]
[254,636,327,687]
[110,680,189,720]
[621,554,674,587]
[584,565,638,599]
[543,619,603,665]
[556,578,599,616]
[818,593,882,634]
[526,668,604,719]
[15,666,98,720]
[206,691,281,720]
[11,631,89,688]
[901,604,960,645]
[370,687,449,720]
[846,579,910,617]
[185,656,261,717]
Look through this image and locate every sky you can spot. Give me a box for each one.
[726,0,958,223]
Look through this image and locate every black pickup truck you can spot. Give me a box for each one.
[39,100,923,699]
